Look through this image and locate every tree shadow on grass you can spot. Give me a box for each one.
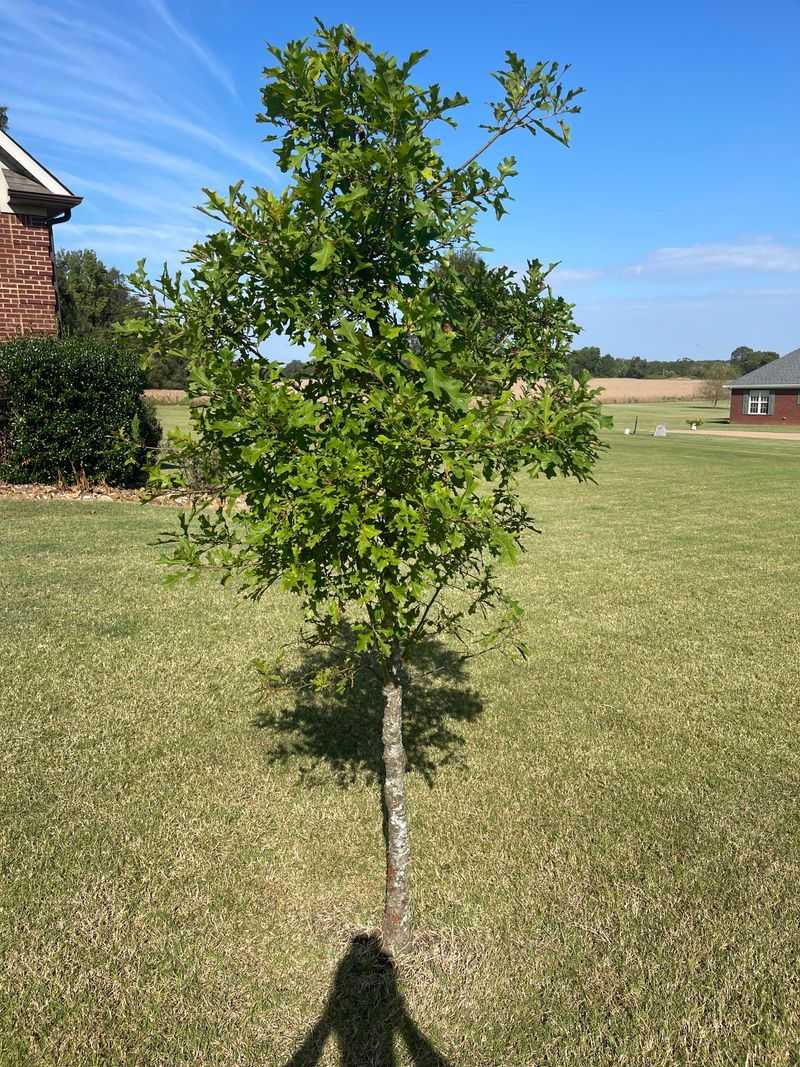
[684,403,729,423]
[284,933,452,1067]
[252,639,484,787]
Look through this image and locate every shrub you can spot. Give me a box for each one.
[0,336,161,486]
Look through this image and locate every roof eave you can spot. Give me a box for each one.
[730,382,800,390]
[8,190,83,215]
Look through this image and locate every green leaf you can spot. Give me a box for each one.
[310,239,336,271]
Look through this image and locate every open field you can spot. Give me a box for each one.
[589,377,711,403]
[146,380,715,406]
[2,434,800,1065]
[144,389,188,404]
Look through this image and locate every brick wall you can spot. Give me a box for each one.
[729,388,800,425]
[0,212,58,341]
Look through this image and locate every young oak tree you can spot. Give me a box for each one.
[127,22,605,955]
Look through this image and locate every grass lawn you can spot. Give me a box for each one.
[157,399,799,444]
[2,433,800,1065]
[602,398,799,434]
[153,402,193,437]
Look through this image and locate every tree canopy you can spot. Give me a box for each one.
[279,358,310,380]
[730,346,779,376]
[56,249,187,389]
[128,21,605,953]
[56,249,141,338]
[0,106,8,132]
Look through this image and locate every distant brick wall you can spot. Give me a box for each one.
[730,388,800,425]
[0,212,58,341]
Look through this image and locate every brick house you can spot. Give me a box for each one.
[729,348,800,425]
[0,129,81,341]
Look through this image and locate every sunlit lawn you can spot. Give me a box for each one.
[602,398,799,434]
[156,399,800,446]
[2,432,799,1065]
[153,402,193,437]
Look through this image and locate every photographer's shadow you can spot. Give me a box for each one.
[284,934,452,1067]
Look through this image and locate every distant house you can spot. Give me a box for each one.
[0,129,81,341]
[729,348,800,425]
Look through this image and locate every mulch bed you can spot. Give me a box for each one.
[0,482,192,506]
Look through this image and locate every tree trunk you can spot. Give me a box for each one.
[381,646,412,954]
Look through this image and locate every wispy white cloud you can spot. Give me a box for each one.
[59,222,208,264]
[0,0,277,271]
[65,222,205,241]
[550,266,604,283]
[147,0,237,99]
[11,112,229,187]
[56,172,201,222]
[553,238,800,286]
[11,97,275,181]
[11,0,148,58]
[0,1,153,106]
[627,239,800,275]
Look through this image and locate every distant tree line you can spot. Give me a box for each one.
[568,345,779,380]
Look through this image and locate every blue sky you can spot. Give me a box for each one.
[2,0,799,360]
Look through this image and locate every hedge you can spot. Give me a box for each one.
[0,336,161,486]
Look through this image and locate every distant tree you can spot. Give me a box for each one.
[146,352,190,390]
[56,249,187,390]
[280,358,310,380]
[568,346,602,377]
[595,353,621,376]
[438,248,486,279]
[56,249,142,338]
[0,106,8,132]
[700,363,731,406]
[731,346,779,376]
[623,356,646,379]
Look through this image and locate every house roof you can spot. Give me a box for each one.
[0,129,81,216]
[730,347,800,389]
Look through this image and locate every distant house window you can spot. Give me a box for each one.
[748,391,771,415]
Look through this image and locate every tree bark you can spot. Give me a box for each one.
[381,645,412,954]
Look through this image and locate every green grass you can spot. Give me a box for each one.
[154,402,192,437]
[2,434,800,1065]
[603,398,800,433]
[157,400,799,444]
